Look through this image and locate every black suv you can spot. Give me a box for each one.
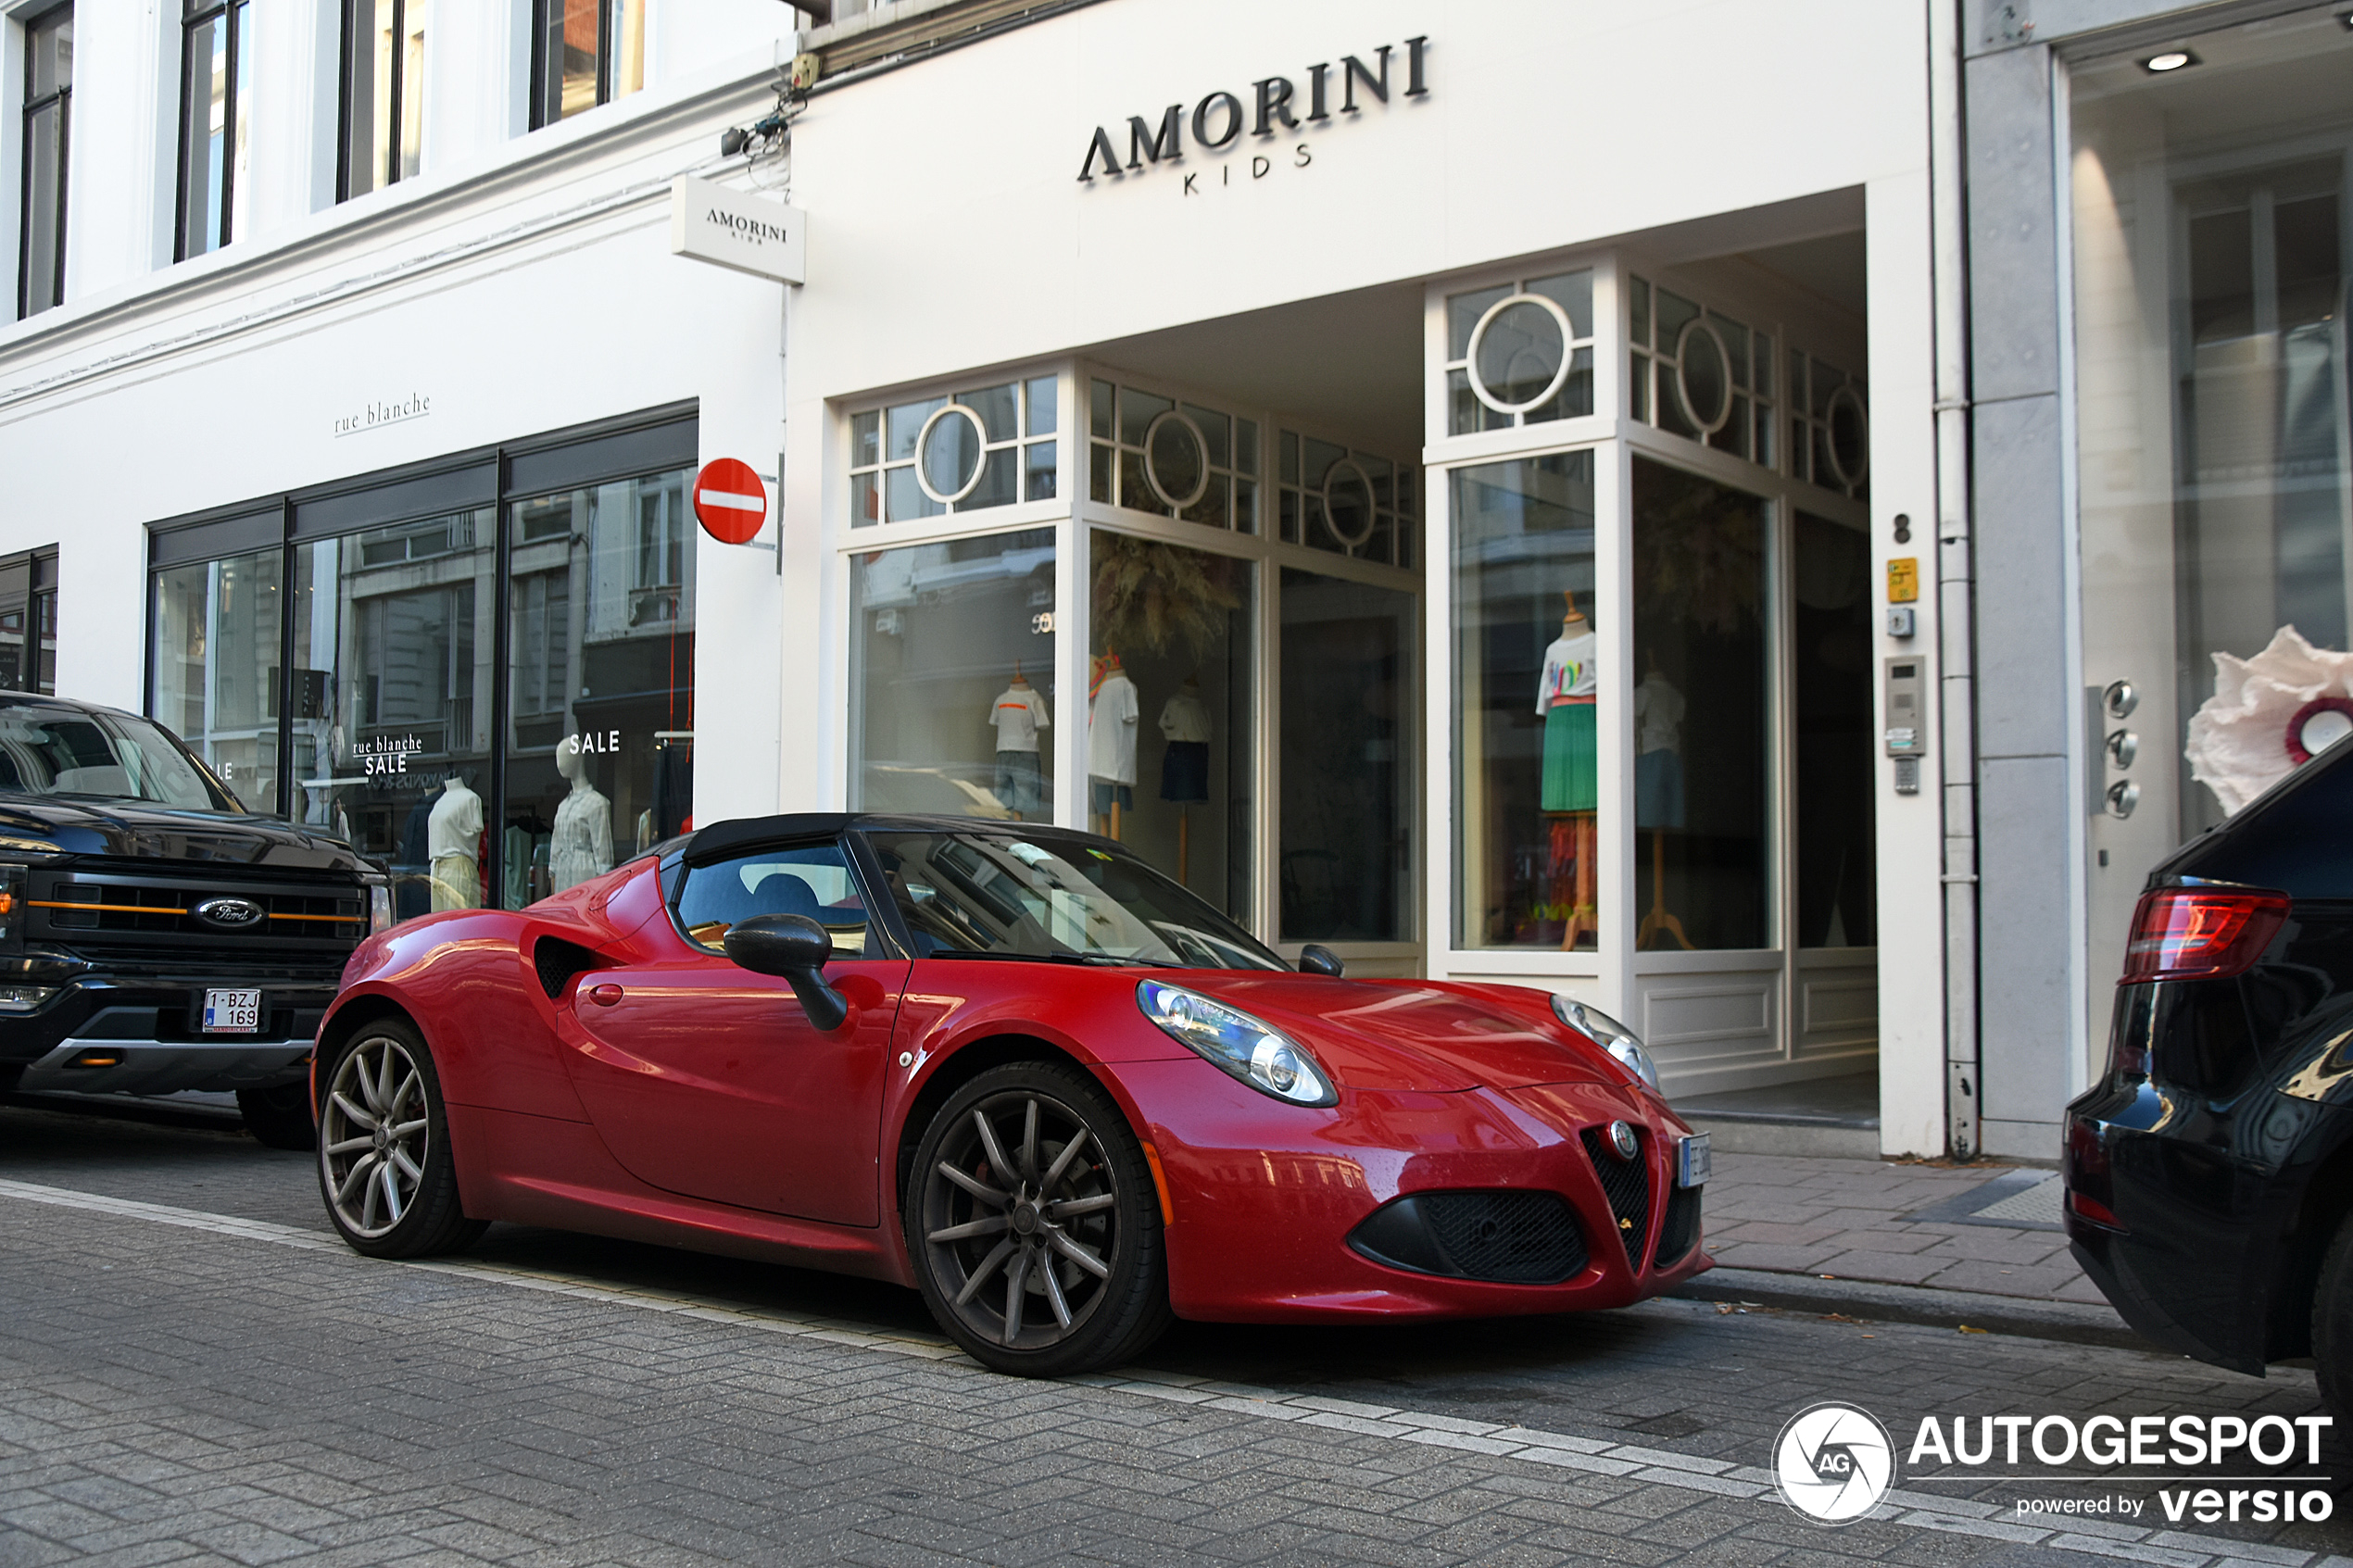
[0,695,384,1148]
[2065,735,2353,1415]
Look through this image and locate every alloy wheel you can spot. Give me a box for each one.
[320,1035,430,1239]
[920,1088,1122,1349]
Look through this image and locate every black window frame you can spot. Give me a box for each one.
[336,0,422,202]
[143,404,698,901]
[0,545,60,696]
[17,2,69,320]
[174,0,249,261]
[528,0,626,131]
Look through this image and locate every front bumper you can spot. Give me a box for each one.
[1109,1059,1710,1323]
[0,980,333,1092]
[17,1035,317,1095]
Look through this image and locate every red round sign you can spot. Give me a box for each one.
[692,458,768,544]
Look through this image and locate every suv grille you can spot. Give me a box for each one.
[1580,1126,1653,1266]
[1655,1185,1703,1268]
[39,882,362,937]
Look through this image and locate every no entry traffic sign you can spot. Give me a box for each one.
[693,458,768,544]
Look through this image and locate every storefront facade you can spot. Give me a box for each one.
[781,0,1944,1141]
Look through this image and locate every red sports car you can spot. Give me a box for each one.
[312,814,1713,1375]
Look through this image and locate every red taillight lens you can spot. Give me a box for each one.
[2120,887,2289,983]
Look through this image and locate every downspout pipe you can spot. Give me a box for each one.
[1929,0,1982,1158]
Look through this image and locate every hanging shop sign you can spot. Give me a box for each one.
[693,458,769,545]
[669,176,807,284]
[1077,34,1429,184]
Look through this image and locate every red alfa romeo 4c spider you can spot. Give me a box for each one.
[312,813,1712,1375]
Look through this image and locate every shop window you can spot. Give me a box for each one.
[1444,269,1594,435]
[1449,452,1601,950]
[151,546,275,809]
[340,0,428,199]
[176,0,252,260]
[0,546,57,699]
[1629,275,1780,469]
[1088,380,1256,533]
[18,3,70,319]
[1280,567,1413,944]
[851,377,1056,527]
[1794,512,1876,947]
[850,529,1055,819]
[532,0,644,127]
[1087,530,1253,922]
[1632,458,1769,951]
[1275,429,1413,568]
[502,469,697,909]
[292,510,497,922]
[1786,350,1869,500]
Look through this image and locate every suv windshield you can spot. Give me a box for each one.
[863,829,1286,971]
[0,704,238,812]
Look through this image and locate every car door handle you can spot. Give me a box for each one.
[585,984,623,1007]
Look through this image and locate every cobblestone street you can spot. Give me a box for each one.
[2,1098,2351,1567]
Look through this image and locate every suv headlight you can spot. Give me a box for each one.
[0,985,55,1011]
[1138,980,1338,1107]
[365,880,394,935]
[1552,994,1661,1093]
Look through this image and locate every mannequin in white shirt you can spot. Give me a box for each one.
[427,774,484,911]
[1088,650,1139,839]
[550,734,615,894]
[1633,653,1692,950]
[988,664,1051,819]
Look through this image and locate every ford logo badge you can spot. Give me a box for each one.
[1606,1120,1640,1161]
[194,897,265,931]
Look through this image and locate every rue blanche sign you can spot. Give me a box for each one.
[1078,35,1429,189]
[669,176,807,284]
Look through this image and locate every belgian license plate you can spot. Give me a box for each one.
[1677,1133,1712,1189]
[202,989,262,1035]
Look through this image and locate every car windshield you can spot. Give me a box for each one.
[863,829,1287,971]
[0,705,238,812]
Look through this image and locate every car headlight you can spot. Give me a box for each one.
[1138,980,1338,1107]
[0,985,55,1011]
[366,881,394,936]
[1551,994,1661,1093]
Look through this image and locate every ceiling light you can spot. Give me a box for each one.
[2142,50,2197,72]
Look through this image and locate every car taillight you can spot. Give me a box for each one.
[2063,1118,2124,1233]
[2119,886,2289,984]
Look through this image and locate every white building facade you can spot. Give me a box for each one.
[4,0,2339,1160]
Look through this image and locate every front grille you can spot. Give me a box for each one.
[1655,1185,1703,1268]
[34,881,363,944]
[1348,1190,1588,1285]
[1580,1126,1653,1266]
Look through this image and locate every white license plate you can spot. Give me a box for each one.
[202,989,262,1035]
[1677,1133,1711,1189]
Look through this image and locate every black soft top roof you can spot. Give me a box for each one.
[679,812,1095,866]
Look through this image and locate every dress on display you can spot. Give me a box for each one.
[551,786,614,892]
[1537,626,1598,813]
[1158,689,1211,804]
[427,781,484,912]
[1633,670,1687,830]
[1088,671,1139,813]
[988,683,1051,815]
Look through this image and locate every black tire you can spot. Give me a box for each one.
[236,1083,317,1150]
[2316,1211,2353,1421]
[316,1019,484,1259]
[906,1060,1171,1377]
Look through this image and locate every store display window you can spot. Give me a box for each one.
[1087,529,1253,922]
[291,510,497,920]
[850,528,1057,819]
[1443,270,1595,437]
[850,377,1057,527]
[1279,566,1414,944]
[1631,458,1769,952]
[1275,429,1414,569]
[502,468,697,909]
[1450,451,1601,950]
[1088,379,1258,533]
[151,546,277,808]
[1794,510,1876,947]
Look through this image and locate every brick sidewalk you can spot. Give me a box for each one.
[1699,1151,2104,1306]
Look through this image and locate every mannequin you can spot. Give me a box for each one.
[550,734,615,893]
[1088,649,1139,839]
[1633,653,1692,950]
[1159,675,1211,883]
[988,662,1051,820]
[427,773,484,912]
[1538,592,1598,951]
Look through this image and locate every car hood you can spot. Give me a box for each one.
[0,796,371,872]
[1178,973,1613,1093]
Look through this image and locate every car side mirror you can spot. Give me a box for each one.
[723,913,851,1031]
[1298,944,1344,978]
